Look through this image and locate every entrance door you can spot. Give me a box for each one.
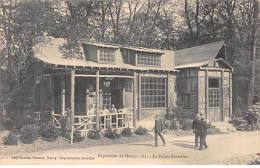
[111,89,123,109]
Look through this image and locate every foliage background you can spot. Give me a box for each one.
[0,0,259,130]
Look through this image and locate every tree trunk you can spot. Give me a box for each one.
[248,0,259,109]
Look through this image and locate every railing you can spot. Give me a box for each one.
[74,109,134,134]
[33,111,41,121]
[51,109,134,135]
[52,113,67,128]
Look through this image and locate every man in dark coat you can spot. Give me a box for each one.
[192,114,201,148]
[154,113,165,147]
[198,117,210,150]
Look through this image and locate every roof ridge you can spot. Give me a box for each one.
[175,40,224,52]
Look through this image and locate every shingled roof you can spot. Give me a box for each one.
[33,37,176,72]
[174,41,225,67]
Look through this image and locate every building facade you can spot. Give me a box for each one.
[32,37,233,140]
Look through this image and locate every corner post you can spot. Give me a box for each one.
[96,70,100,129]
[167,72,170,117]
[61,76,66,116]
[40,76,44,122]
[205,69,208,119]
[229,72,232,117]
[138,73,141,120]
[70,70,75,145]
[133,71,137,129]
[221,70,225,121]
[50,76,55,116]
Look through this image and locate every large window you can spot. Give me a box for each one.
[137,53,161,66]
[99,48,115,63]
[141,77,166,108]
[208,78,220,107]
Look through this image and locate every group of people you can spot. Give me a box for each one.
[153,112,210,150]
[192,114,211,150]
[247,107,259,131]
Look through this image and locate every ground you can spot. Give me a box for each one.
[1,130,259,165]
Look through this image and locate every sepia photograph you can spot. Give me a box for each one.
[0,0,259,165]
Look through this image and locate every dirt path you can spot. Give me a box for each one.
[1,131,260,165]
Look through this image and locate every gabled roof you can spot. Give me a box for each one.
[174,58,233,70]
[174,41,225,67]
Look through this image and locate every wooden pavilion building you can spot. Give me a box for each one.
[32,37,233,142]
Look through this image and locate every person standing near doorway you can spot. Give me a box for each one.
[198,117,210,150]
[154,112,165,147]
[192,114,201,148]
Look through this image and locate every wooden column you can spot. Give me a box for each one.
[86,89,89,116]
[40,77,44,121]
[138,73,141,120]
[197,71,200,114]
[50,76,55,115]
[167,72,170,116]
[70,70,75,145]
[96,70,100,129]
[229,72,232,117]
[205,69,208,119]
[61,76,66,116]
[221,70,225,121]
[133,71,137,128]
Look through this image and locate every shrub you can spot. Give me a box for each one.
[164,120,171,129]
[8,116,35,131]
[38,123,58,142]
[104,129,121,139]
[134,126,147,135]
[20,124,38,144]
[87,129,101,140]
[2,131,18,146]
[72,131,84,143]
[170,118,178,130]
[121,128,132,137]
[11,128,19,135]
[180,119,193,131]
[61,131,83,143]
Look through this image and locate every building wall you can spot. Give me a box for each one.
[198,70,206,116]
[177,69,199,118]
[137,71,177,121]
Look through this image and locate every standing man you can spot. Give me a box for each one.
[192,114,201,148]
[198,117,210,150]
[154,112,165,147]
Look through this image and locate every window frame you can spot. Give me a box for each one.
[141,77,166,109]
[102,90,111,110]
[136,52,161,67]
[98,47,116,64]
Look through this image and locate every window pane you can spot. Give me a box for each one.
[99,48,115,63]
[141,77,166,108]
[137,53,161,67]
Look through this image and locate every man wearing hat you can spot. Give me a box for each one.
[154,112,165,147]
[192,114,201,148]
[198,116,210,150]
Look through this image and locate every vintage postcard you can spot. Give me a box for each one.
[0,0,259,165]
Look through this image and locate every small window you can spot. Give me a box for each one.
[99,48,115,63]
[209,78,219,88]
[209,89,220,107]
[124,79,133,92]
[102,90,111,110]
[137,53,161,67]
